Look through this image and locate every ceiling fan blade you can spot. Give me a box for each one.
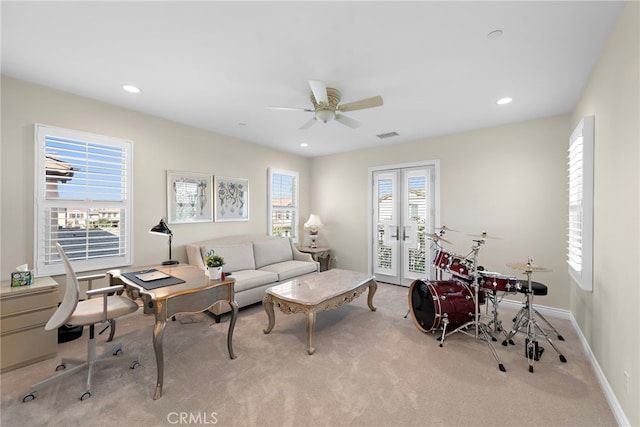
[299,117,317,130]
[335,113,361,129]
[268,106,313,112]
[337,96,383,112]
[309,80,329,104]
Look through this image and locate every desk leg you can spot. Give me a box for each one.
[152,318,167,400]
[367,281,378,312]
[227,301,238,359]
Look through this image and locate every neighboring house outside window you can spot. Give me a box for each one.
[268,168,299,243]
[34,124,133,276]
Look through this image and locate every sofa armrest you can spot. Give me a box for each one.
[290,242,313,262]
[186,243,206,270]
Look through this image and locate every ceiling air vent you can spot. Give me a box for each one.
[376,132,399,139]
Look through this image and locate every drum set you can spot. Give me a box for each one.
[407,227,567,372]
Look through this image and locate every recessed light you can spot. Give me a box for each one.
[122,85,141,94]
[300,143,309,147]
[497,97,512,105]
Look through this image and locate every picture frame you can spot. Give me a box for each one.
[166,170,213,224]
[214,176,249,222]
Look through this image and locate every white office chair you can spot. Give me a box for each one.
[23,243,140,402]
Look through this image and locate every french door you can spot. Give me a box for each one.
[371,162,438,286]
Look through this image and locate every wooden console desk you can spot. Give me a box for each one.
[108,264,238,400]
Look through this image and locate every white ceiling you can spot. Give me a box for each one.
[1,1,624,157]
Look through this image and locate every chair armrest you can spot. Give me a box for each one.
[86,285,126,322]
[86,284,124,297]
[78,273,107,296]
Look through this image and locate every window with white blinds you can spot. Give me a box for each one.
[567,116,594,291]
[268,168,299,241]
[34,124,133,276]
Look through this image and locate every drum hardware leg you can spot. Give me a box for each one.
[505,268,567,371]
[444,242,507,372]
[532,308,565,341]
[437,318,450,347]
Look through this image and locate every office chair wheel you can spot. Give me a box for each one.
[80,391,92,401]
[22,393,36,402]
[113,348,123,356]
[130,361,140,369]
[55,363,66,371]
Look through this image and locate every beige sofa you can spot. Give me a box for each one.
[186,234,319,320]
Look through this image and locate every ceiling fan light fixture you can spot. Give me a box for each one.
[315,109,335,123]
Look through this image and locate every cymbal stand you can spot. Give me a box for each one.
[501,261,567,373]
[485,288,509,342]
[443,239,506,372]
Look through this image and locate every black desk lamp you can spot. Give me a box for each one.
[149,218,179,265]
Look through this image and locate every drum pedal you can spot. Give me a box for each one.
[525,339,544,361]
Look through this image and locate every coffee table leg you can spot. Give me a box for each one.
[306,310,316,355]
[263,295,275,334]
[367,281,378,312]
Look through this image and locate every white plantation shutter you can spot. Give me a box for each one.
[34,124,133,276]
[268,168,299,241]
[567,117,594,291]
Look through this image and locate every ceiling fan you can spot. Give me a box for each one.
[269,80,383,130]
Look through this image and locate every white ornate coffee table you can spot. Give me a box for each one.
[263,269,377,355]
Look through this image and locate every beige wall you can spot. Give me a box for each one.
[570,2,640,425]
[311,115,571,309]
[0,76,310,279]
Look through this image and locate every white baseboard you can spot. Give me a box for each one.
[498,297,630,426]
[568,312,631,427]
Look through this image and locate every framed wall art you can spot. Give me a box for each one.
[214,176,249,222]
[166,170,213,224]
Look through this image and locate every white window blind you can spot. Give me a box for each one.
[567,116,594,291]
[268,168,299,241]
[34,124,133,276]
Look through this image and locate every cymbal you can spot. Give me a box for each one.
[466,231,502,240]
[426,233,452,244]
[437,225,460,233]
[506,262,551,272]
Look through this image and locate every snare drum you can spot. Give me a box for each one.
[408,279,478,333]
[478,271,518,293]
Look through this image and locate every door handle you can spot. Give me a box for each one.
[390,226,399,240]
[403,227,408,241]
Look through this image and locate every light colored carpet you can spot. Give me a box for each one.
[0,282,616,427]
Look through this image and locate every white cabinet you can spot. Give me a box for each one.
[1,277,58,373]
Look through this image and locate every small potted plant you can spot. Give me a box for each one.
[205,250,225,280]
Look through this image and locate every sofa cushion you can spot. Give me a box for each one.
[201,243,255,272]
[258,260,318,281]
[253,238,293,269]
[229,270,278,293]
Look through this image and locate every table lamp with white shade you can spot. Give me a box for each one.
[304,214,324,248]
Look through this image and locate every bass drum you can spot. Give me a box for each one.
[408,279,478,333]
